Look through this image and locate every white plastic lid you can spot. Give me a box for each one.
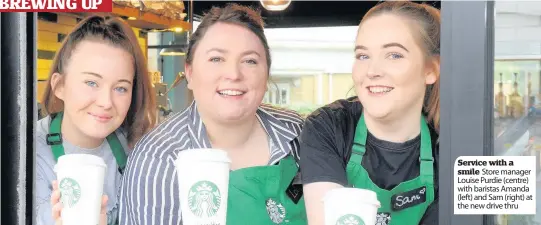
[54,154,107,172]
[175,148,231,163]
[323,188,381,208]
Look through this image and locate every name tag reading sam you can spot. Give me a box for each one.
[391,186,427,211]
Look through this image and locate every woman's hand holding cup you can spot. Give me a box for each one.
[50,180,108,225]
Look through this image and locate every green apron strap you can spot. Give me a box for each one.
[259,155,294,198]
[347,114,368,186]
[47,111,127,172]
[353,113,368,154]
[47,112,65,161]
[107,133,127,171]
[279,155,298,182]
[351,113,368,161]
[419,117,434,184]
[265,155,296,194]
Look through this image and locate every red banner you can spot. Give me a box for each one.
[0,0,112,12]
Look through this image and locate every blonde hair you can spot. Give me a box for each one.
[362,1,440,132]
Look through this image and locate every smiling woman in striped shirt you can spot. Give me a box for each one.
[119,3,307,225]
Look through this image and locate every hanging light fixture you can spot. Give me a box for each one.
[158,38,187,56]
[159,46,186,56]
[260,0,291,11]
[156,0,192,56]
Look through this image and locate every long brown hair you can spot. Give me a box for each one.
[41,15,156,147]
[362,1,440,132]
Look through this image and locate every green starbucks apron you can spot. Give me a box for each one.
[346,114,435,225]
[46,111,127,172]
[227,155,307,225]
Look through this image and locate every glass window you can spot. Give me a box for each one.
[264,73,355,118]
[494,2,541,224]
[263,26,357,117]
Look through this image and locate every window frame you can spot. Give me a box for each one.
[277,83,290,105]
[1,12,38,225]
[265,82,291,105]
[440,1,495,225]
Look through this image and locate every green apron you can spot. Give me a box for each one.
[346,114,435,225]
[46,111,127,172]
[226,155,307,225]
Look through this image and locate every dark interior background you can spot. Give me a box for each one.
[191,1,441,28]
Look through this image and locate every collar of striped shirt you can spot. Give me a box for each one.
[186,101,300,165]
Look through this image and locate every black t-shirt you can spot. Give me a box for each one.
[299,97,439,223]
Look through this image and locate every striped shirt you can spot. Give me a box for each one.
[119,101,304,225]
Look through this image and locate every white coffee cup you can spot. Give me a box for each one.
[54,154,107,225]
[323,188,381,225]
[174,148,232,225]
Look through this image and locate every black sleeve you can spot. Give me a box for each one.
[419,198,438,225]
[299,108,349,186]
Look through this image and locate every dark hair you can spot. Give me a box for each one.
[362,1,440,132]
[185,3,272,73]
[41,15,157,147]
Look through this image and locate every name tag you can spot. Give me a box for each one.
[286,182,303,204]
[391,186,427,211]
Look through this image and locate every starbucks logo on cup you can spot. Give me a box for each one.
[59,178,82,208]
[187,181,221,218]
[336,214,365,225]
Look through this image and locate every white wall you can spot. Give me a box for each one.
[495,2,541,59]
[194,21,358,75]
[270,48,354,74]
[265,26,358,74]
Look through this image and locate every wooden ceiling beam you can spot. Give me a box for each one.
[66,4,191,31]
